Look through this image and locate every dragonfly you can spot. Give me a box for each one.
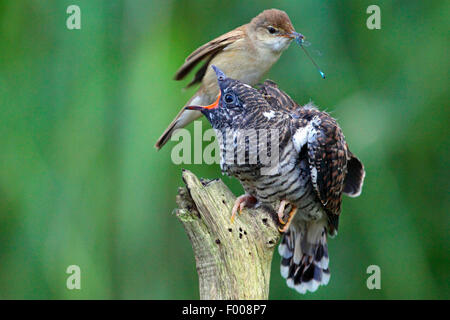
[295,36,326,79]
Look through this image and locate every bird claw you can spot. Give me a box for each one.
[277,200,288,224]
[231,194,257,223]
[277,200,298,233]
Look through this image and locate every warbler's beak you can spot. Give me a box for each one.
[186,94,221,111]
[289,31,305,40]
[280,31,305,41]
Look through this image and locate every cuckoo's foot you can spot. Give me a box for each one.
[231,194,257,223]
[277,200,298,233]
[277,200,289,225]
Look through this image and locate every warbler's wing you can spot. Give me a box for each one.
[174,26,246,88]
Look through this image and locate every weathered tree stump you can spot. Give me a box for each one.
[175,169,280,300]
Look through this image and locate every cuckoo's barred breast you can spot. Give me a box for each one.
[219,127,325,222]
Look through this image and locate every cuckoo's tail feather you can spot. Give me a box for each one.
[279,222,330,294]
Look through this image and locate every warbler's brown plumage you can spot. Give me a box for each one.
[155,9,302,150]
[174,27,246,86]
[249,8,295,34]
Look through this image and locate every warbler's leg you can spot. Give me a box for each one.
[278,206,298,233]
[231,194,257,223]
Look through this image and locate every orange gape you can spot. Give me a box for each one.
[202,94,221,110]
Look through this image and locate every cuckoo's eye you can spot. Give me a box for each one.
[224,93,236,104]
[267,26,277,34]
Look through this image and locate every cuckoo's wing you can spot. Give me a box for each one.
[174,26,246,88]
[290,108,348,234]
[257,80,299,111]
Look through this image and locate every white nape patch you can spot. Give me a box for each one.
[280,265,289,278]
[292,123,312,152]
[278,243,293,259]
[263,111,275,120]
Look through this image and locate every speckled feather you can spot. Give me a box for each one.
[257,80,299,111]
[289,107,349,234]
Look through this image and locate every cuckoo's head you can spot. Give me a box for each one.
[186,66,271,129]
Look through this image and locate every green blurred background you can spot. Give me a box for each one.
[0,0,448,299]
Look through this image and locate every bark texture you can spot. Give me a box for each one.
[175,169,280,300]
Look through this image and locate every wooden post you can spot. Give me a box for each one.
[175,169,280,300]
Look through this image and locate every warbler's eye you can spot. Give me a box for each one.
[224,93,236,104]
[267,26,277,34]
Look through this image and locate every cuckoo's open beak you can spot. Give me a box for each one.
[186,94,221,111]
